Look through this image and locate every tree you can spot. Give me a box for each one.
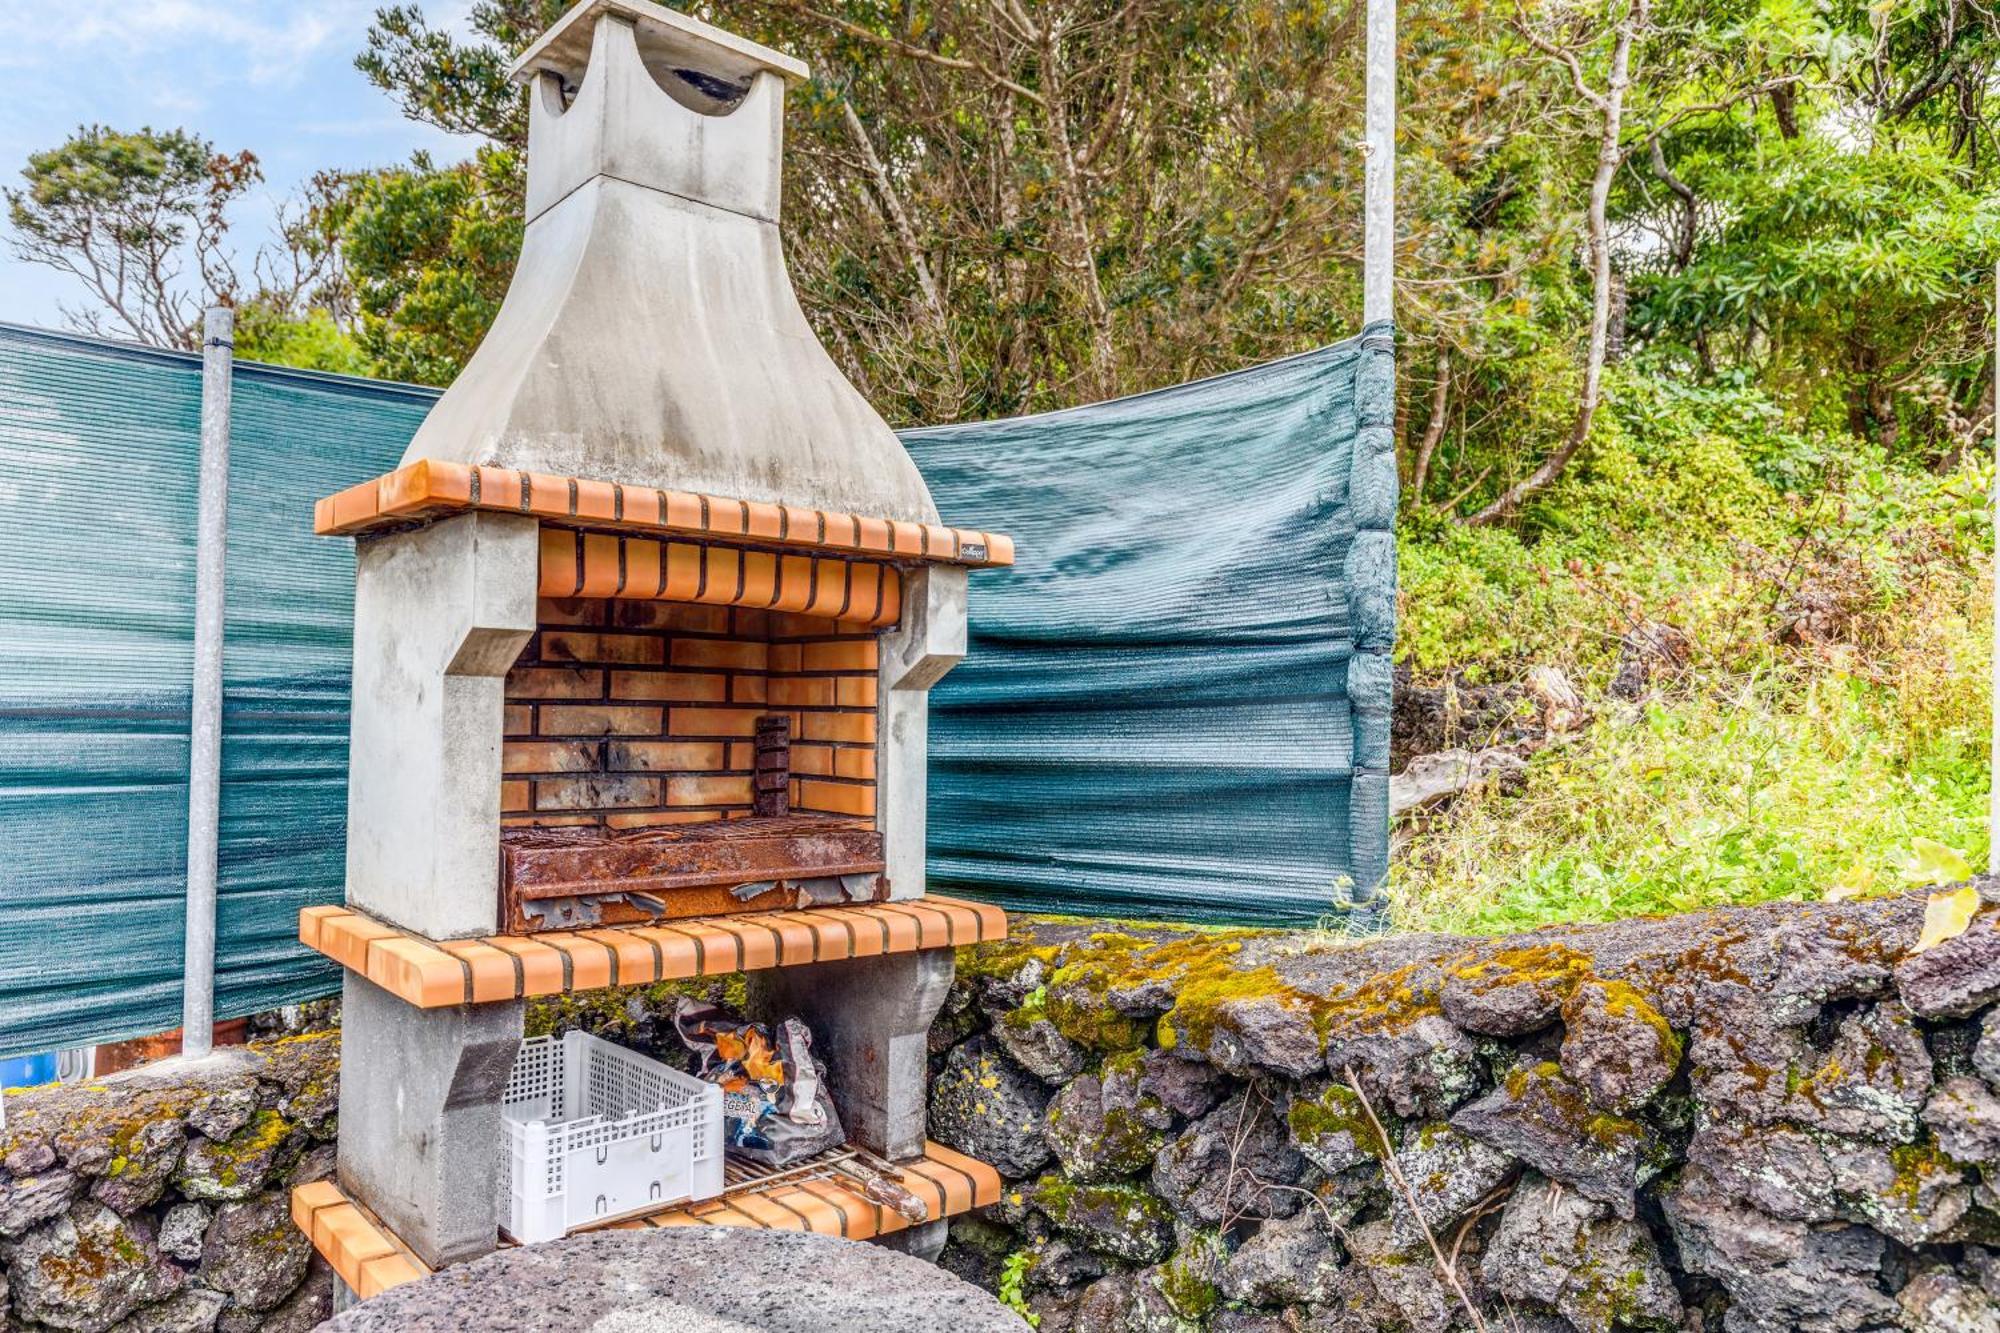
[6,125,258,349]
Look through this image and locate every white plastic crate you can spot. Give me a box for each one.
[501,1030,723,1244]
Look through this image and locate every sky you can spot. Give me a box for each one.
[0,1,483,332]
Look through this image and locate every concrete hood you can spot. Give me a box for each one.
[399,0,940,525]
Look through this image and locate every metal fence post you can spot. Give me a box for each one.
[181,306,234,1059]
[1363,0,1396,326]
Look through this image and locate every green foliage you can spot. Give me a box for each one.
[997,1250,1039,1325]
[233,303,370,376]
[1395,371,1993,934]
[340,147,523,386]
[6,125,259,349]
[1634,137,2000,451]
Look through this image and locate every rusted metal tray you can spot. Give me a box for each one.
[499,815,887,932]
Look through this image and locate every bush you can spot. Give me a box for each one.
[1393,366,1992,934]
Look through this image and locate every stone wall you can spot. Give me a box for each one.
[13,883,2000,1332]
[927,885,2000,1332]
[0,1034,337,1333]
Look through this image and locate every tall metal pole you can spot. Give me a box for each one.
[181,306,233,1060]
[1363,0,1396,326]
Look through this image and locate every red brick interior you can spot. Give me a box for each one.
[501,598,880,828]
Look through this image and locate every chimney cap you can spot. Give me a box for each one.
[508,0,809,90]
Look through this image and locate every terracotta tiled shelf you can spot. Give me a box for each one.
[315,459,1014,567]
[291,1142,1001,1298]
[291,1182,432,1299]
[299,896,1008,1008]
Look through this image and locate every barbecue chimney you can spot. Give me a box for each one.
[304,0,1011,1276]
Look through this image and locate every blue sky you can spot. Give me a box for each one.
[0,1,483,331]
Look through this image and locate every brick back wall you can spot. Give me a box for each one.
[501,598,880,828]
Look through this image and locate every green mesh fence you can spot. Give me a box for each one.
[0,322,1393,1059]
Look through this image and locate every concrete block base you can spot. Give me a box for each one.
[874,1218,949,1264]
[335,974,524,1269]
[748,947,954,1162]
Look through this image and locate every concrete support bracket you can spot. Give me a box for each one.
[345,510,538,939]
[876,565,966,900]
[335,974,525,1269]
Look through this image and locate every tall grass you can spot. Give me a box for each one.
[1390,367,1993,936]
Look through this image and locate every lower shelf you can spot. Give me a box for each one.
[291,1181,431,1299]
[300,894,1007,1008]
[291,1141,1001,1298]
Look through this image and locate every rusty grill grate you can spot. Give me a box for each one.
[719,1146,859,1197]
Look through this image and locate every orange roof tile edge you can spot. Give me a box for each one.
[300,896,1010,1008]
[316,460,1014,568]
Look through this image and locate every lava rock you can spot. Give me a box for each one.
[156,1202,211,1263]
[1179,990,1326,1080]
[186,1086,258,1143]
[242,1256,336,1328]
[1029,1175,1173,1264]
[1388,1121,1516,1248]
[321,1225,1023,1332]
[172,1111,294,1203]
[1343,1219,1454,1333]
[1152,1090,1309,1224]
[1125,1048,1227,1123]
[1438,954,1572,1037]
[1662,1163,1900,1332]
[1926,1075,2000,1163]
[1481,1173,1680,1333]
[1686,1124,1836,1222]
[1976,1011,2000,1091]
[89,1117,186,1215]
[6,1201,184,1333]
[106,1288,227,1333]
[199,1191,311,1311]
[1209,1311,1297,1333]
[6,1136,57,1176]
[1898,911,2000,1018]
[255,1032,339,1136]
[1023,1236,1108,1293]
[928,1037,1052,1179]
[1072,1273,1138,1330]
[1821,1136,1970,1245]
[1898,1266,2000,1333]
[1451,1062,1647,1216]
[1324,1014,1482,1119]
[1285,1080,1382,1177]
[1219,1211,1343,1306]
[1043,1073,1163,1183]
[994,1011,1089,1085]
[0,1166,80,1238]
[1557,979,1681,1112]
[1789,1002,1932,1142]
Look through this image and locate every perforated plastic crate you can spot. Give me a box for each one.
[501,1030,723,1243]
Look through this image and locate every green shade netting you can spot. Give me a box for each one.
[0,322,1392,1059]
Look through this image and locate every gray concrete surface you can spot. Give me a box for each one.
[335,977,525,1269]
[748,949,955,1163]
[399,6,940,523]
[345,510,537,941]
[315,1226,1022,1331]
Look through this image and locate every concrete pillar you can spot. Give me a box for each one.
[748,948,954,1162]
[876,565,966,900]
[336,974,524,1268]
[876,1219,949,1264]
[345,510,538,939]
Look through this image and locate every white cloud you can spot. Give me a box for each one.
[0,0,382,86]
